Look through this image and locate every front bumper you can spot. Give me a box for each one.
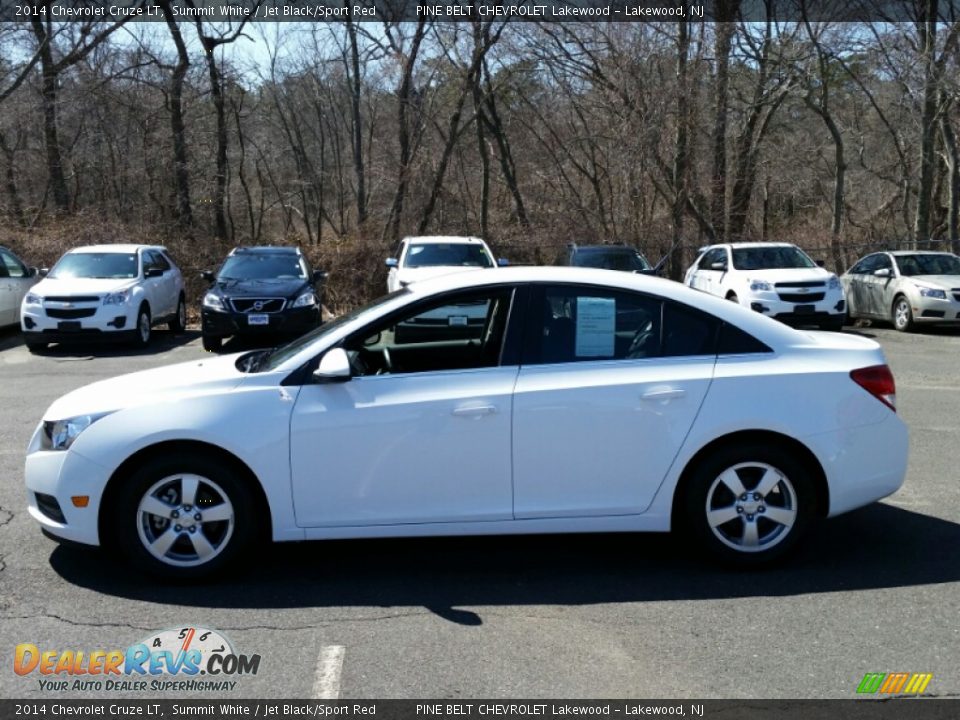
[745,288,846,326]
[201,306,321,339]
[24,426,110,546]
[22,303,136,343]
[908,293,960,323]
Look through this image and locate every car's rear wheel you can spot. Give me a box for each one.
[25,341,47,353]
[169,294,186,333]
[110,452,257,579]
[134,304,151,347]
[892,295,915,332]
[680,443,816,566]
[202,334,222,352]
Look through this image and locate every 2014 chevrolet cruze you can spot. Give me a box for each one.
[25,267,908,578]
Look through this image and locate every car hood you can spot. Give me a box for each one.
[31,277,137,298]
[42,354,247,420]
[211,278,310,298]
[902,275,960,289]
[737,267,832,282]
[396,266,490,285]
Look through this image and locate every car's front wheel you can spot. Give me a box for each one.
[202,334,222,352]
[892,295,915,332]
[680,443,816,566]
[134,304,151,347]
[169,294,186,333]
[110,452,257,578]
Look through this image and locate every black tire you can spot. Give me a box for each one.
[108,451,258,579]
[25,341,47,353]
[169,294,187,333]
[678,442,816,567]
[726,292,739,304]
[892,295,915,333]
[134,304,151,347]
[202,334,222,353]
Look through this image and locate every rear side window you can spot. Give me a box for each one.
[525,285,722,365]
[717,323,772,355]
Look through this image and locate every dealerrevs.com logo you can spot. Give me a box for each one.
[14,626,260,693]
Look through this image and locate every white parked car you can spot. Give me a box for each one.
[0,246,40,328]
[25,267,907,579]
[386,236,504,293]
[684,242,846,331]
[21,244,186,352]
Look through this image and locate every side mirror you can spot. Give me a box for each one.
[28,266,39,278]
[312,269,328,284]
[385,258,398,268]
[200,270,215,282]
[497,258,509,267]
[710,261,727,271]
[145,268,164,278]
[312,347,351,383]
[816,259,826,267]
[874,268,891,278]
[39,268,49,277]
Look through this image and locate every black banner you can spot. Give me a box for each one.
[3,700,960,720]
[0,0,956,23]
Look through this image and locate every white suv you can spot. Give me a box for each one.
[386,236,504,293]
[684,242,846,331]
[21,244,186,352]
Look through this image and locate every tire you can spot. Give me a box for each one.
[679,443,816,567]
[169,294,186,333]
[202,334,222,353]
[726,292,739,304]
[892,295,915,333]
[134,304,151,347]
[25,341,47,353]
[109,451,258,579]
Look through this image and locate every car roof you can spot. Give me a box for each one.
[887,250,957,256]
[229,246,301,256]
[574,245,637,253]
[68,244,162,254]
[705,242,797,250]
[402,236,487,246]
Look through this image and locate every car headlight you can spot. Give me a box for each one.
[749,280,772,292]
[203,292,226,311]
[918,287,947,299]
[291,291,317,309]
[828,276,842,290]
[102,289,131,306]
[41,413,111,451]
[24,293,42,306]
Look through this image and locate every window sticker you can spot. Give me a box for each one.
[575,296,616,357]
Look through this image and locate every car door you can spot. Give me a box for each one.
[863,254,894,317]
[843,256,874,318]
[288,285,521,527]
[387,241,406,292]
[512,284,718,518]
[0,249,34,326]
[0,258,12,326]
[150,250,177,317]
[693,248,726,296]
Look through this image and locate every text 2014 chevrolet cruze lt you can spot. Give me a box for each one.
[25,267,908,578]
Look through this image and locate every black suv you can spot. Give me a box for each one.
[200,247,326,352]
[556,243,656,274]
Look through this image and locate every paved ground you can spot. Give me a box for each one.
[1,322,959,700]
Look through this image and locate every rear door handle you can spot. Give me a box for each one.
[641,388,686,401]
[452,404,497,418]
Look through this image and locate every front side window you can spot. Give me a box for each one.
[526,286,721,365]
[731,246,815,271]
[0,249,26,278]
[343,287,514,376]
[403,243,493,269]
[219,254,306,280]
[49,252,139,280]
[147,251,171,272]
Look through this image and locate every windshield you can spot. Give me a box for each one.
[731,246,815,270]
[220,254,306,281]
[403,243,493,269]
[252,289,410,372]
[574,250,651,272]
[49,252,139,279]
[895,253,960,276]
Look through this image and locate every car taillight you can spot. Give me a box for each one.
[850,364,896,411]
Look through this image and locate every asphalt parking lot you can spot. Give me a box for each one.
[1,323,959,700]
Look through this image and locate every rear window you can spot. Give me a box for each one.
[573,249,651,272]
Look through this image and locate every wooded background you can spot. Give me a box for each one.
[2,10,960,307]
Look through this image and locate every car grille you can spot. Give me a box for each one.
[45,308,97,319]
[230,297,285,313]
[774,282,825,289]
[44,296,100,303]
[778,292,825,303]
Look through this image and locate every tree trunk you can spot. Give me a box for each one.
[670,20,690,281]
[942,108,960,254]
[914,1,939,248]
[710,14,737,240]
[345,19,367,226]
[159,3,194,232]
[198,34,229,240]
[0,131,25,226]
[32,17,70,213]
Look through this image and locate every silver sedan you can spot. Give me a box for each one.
[842,251,960,331]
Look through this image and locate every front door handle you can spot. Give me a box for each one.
[641,387,686,402]
[452,404,497,418]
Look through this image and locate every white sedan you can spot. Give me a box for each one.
[24,267,907,578]
[21,244,186,352]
